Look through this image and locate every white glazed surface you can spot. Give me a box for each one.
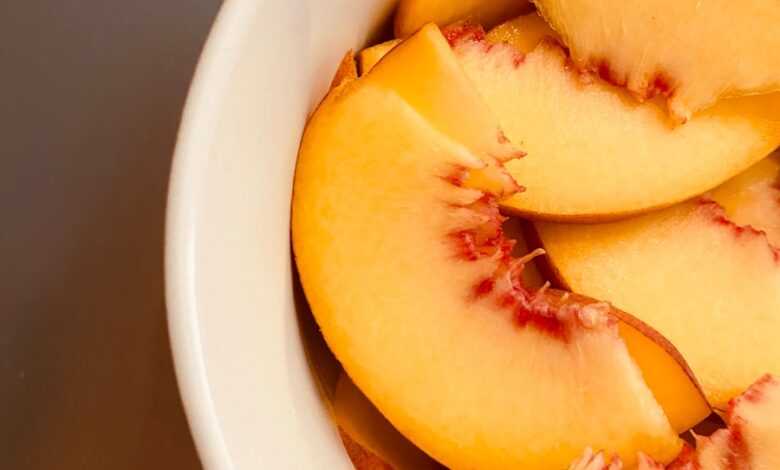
[166,0,398,468]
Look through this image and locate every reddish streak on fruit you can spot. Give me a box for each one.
[592,59,627,88]
[514,303,567,340]
[721,374,780,468]
[647,72,675,99]
[512,151,528,161]
[665,444,698,470]
[732,373,778,407]
[442,173,464,187]
[571,57,682,111]
[498,293,517,309]
[441,21,485,46]
[451,230,480,261]
[596,61,612,83]
[449,193,513,262]
[441,164,468,186]
[473,278,495,298]
[725,425,748,470]
[447,23,526,70]
[699,198,780,263]
[463,194,568,339]
[446,167,608,342]
[494,131,527,162]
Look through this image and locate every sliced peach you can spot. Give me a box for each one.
[509,255,710,433]
[506,221,710,435]
[727,374,780,468]
[614,314,709,433]
[537,157,780,408]
[394,0,531,38]
[709,151,780,247]
[299,286,424,469]
[363,25,522,180]
[641,375,780,469]
[329,51,358,90]
[293,26,684,468]
[358,40,401,75]
[360,21,780,219]
[447,19,780,220]
[334,374,442,469]
[531,0,780,121]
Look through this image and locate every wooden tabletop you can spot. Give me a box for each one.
[0,1,221,468]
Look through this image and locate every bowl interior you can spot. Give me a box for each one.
[166,1,398,468]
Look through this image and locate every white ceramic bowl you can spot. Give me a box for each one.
[166,1,398,468]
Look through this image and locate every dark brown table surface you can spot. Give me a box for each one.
[1,1,222,468]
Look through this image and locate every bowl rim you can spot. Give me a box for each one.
[165,1,249,468]
[166,1,396,467]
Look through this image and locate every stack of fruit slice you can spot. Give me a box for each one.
[394,0,532,38]
[530,0,780,122]
[292,1,780,468]
[635,375,780,469]
[536,151,780,411]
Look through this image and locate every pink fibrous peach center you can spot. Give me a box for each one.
[447,170,613,341]
[698,198,780,263]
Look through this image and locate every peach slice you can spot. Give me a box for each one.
[293,25,685,469]
[361,20,780,219]
[727,374,780,468]
[362,25,522,182]
[637,375,780,469]
[709,151,780,247]
[360,18,551,77]
[614,314,709,434]
[298,276,417,469]
[330,51,358,90]
[505,216,709,435]
[527,289,709,434]
[449,19,780,220]
[334,374,443,470]
[531,0,780,121]
[537,157,780,408]
[358,40,401,75]
[394,0,531,38]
